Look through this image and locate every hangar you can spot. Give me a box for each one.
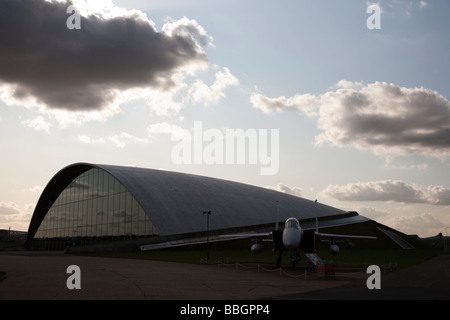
[25,162,369,252]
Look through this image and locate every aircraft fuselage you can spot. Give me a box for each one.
[282,217,303,249]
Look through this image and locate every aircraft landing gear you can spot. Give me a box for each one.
[276,250,282,268]
[290,249,300,270]
[275,250,300,270]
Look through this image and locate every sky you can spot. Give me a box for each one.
[0,0,449,237]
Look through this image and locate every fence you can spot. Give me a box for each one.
[200,258,310,279]
[200,258,398,280]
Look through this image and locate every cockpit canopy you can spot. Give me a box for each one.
[285,218,300,229]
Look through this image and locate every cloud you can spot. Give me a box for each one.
[419,1,428,9]
[0,203,21,216]
[333,80,363,89]
[147,122,190,141]
[24,185,46,194]
[0,0,210,115]
[21,116,52,133]
[188,67,238,107]
[162,16,214,48]
[250,92,318,117]
[0,202,33,231]
[108,132,148,148]
[78,135,106,144]
[384,163,429,171]
[252,81,450,159]
[406,1,429,16]
[356,206,389,220]
[323,180,450,205]
[266,183,303,198]
[315,82,450,159]
[78,132,146,148]
[393,213,443,232]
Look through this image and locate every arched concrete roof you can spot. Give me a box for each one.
[27,163,362,245]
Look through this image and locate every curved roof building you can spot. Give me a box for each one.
[26,163,367,251]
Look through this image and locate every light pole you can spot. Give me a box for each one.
[203,210,211,260]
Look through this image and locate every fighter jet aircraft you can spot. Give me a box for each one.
[221,200,377,269]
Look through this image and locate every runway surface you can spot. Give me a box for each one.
[0,251,449,300]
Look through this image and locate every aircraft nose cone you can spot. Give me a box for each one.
[282,228,302,249]
[284,240,296,249]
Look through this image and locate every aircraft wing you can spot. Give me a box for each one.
[314,231,377,240]
[218,232,271,239]
[140,232,272,251]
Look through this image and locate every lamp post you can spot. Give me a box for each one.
[203,210,211,260]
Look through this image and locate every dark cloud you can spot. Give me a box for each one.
[251,81,450,158]
[315,82,450,158]
[0,0,209,111]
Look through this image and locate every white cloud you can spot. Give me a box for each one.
[355,206,389,220]
[78,135,106,144]
[405,0,429,16]
[333,79,363,89]
[21,116,52,133]
[250,92,318,117]
[266,183,303,198]
[109,132,148,148]
[147,122,190,141]
[78,132,146,148]
[188,67,239,106]
[323,180,450,205]
[0,202,21,216]
[0,202,33,231]
[420,1,428,9]
[144,89,185,116]
[68,0,152,21]
[392,213,443,234]
[24,185,46,194]
[78,135,91,144]
[384,162,429,171]
[162,16,214,48]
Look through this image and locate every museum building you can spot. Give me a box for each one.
[26,163,366,252]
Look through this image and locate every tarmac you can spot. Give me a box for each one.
[0,251,449,300]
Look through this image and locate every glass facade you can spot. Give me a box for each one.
[32,168,159,250]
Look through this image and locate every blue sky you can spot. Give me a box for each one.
[0,0,449,237]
